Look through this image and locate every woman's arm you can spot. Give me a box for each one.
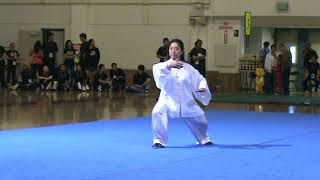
[191,66,212,105]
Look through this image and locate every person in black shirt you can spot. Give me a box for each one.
[21,64,37,90]
[6,42,20,86]
[17,64,37,90]
[303,43,318,68]
[189,39,207,77]
[303,56,320,93]
[38,65,53,90]
[156,38,170,62]
[86,39,100,86]
[53,64,70,91]
[94,64,110,92]
[79,33,89,70]
[64,40,76,75]
[71,63,90,91]
[127,64,151,93]
[43,32,58,73]
[110,63,126,92]
[0,46,6,89]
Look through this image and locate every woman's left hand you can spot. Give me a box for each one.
[195,88,206,92]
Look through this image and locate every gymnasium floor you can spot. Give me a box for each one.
[0,91,319,179]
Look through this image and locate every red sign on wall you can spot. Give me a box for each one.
[219,22,233,30]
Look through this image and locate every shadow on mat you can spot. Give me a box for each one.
[166,144,292,150]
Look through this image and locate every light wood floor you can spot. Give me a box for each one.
[0,90,319,130]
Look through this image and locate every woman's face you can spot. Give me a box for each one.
[43,66,49,73]
[196,41,202,48]
[60,65,66,71]
[76,65,81,71]
[90,40,95,48]
[169,42,182,60]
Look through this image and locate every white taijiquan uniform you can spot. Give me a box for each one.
[152,59,212,146]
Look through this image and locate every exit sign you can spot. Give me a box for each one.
[277,0,289,11]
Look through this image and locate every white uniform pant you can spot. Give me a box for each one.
[152,109,210,146]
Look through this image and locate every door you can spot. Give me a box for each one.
[18,30,42,65]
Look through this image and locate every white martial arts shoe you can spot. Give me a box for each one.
[152,143,166,149]
[204,141,214,146]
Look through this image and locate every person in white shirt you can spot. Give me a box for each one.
[152,39,213,149]
[264,44,277,94]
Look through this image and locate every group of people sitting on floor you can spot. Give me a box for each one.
[10,63,152,94]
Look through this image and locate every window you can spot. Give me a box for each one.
[290,46,297,64]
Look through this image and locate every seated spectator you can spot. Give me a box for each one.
[9,64,37,91]
[126,64,151,94]
[94,64,110,92]
[20,64,37,90]
[110,63,126,92]
[304,56,320,94]
[71,63,90,91]
[38,65,53,90]
[53,64,70,91]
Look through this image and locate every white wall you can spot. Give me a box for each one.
[244,28,262,54]
[0,4,71,54]
[214,0,320,16]
[210,20,242,73]
[2,0,320,72]
[262,28,275,45]
[276,29,298,47]
[244,27,275,55]
[308,32,320,55]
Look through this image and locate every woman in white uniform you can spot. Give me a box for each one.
[152,39,213,148]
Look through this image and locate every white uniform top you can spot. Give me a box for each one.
[152,59,212,118]
[265,53,276,73]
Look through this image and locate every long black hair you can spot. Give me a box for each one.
[88,39,95,49]
[64,40,74,51]
[33,40,42,53]
[169,39,185,61]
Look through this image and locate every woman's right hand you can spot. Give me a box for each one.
[168,60,183,69]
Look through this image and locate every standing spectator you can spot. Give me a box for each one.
[86,39,100,86]
[189,39,207,77]
[0,46,6,89]
[303,56,320,94]
[110,63,126,92]
[79,33,89,70]
[259,41,270,65]
[278,43,292,95]
[43,32,58,73]
[6,42,20,87]
[275,55,283,94]
[156,37,170,62]
[264,44,277,94]
[127,64,151,94]
[30,41,44,76]
[64,40,76,75]
[303,43,318,68]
